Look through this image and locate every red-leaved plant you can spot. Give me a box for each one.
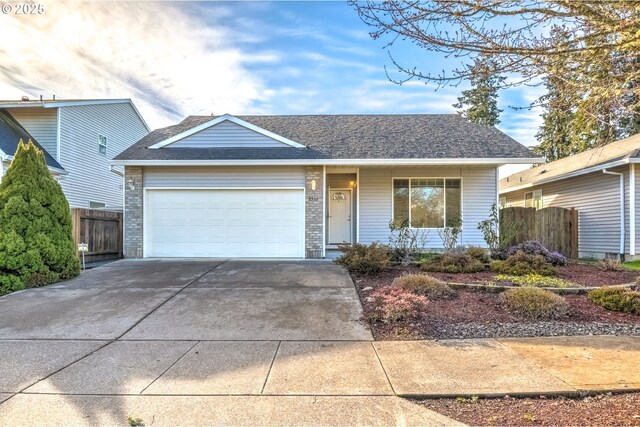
[368,285,429,323]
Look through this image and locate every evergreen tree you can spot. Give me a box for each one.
[453,56,505,126]
[0,140,79,295]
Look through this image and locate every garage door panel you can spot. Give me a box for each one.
[146,189,304,258]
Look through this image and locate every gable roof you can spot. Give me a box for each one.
[500,132,640,193]
[114,114,540,165]
[0,109,65,172]
[0,98,150,132]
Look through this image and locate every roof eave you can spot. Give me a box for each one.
[500,157,637,193]
[111,157,544,167]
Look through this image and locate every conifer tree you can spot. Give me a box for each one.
[453,56,506,126]
[0,140,79,295]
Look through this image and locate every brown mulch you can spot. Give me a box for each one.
[354,266,640,340]
[418,393,640,426]
[558,263,640,286]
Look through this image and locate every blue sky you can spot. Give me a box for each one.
[0,1,543,148]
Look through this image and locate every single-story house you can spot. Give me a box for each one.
[500,133,640,260]
[112,114,540,259]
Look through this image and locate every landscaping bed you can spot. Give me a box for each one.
[353,266,640,340]
[417,392,640,426]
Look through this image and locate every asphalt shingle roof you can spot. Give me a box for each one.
[115,114,537,161]
[0,109,64,171]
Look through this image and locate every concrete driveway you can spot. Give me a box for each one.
[0,259,371,341]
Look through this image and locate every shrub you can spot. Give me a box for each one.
[477,202,520,253]
[588,287,640,315]
[599,258,624,271]
[466,246,491,264]
[501,287,569,319]
[392,273,455,300]
[368,285,429,323]
[438,216,463,252]
[0,141,79,296]
[506,240,567,266]
[495,274,575,288]
[388,219,429,265]
[335,242,390,275]
[421,252,486,273]
[491,251,557,276]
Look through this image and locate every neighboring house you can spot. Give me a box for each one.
[0,109,66,177]
[500,133,640,260]
[112,114,539,259]
[0,98,149,210]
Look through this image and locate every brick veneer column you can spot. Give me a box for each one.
[305,166,324,258]
[124,166,143,258]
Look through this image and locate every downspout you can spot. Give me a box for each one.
[603,169,625,258]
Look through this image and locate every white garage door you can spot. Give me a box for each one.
[145,189,304,258]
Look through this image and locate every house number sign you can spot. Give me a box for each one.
[307,196,320,201]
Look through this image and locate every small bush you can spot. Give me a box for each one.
[335,242,390,275]
[507,241,567,266]
[491,251,557,276]
[392,273,455,300]
[495,274,575,288]
[421,252,486,273]
[588,287,640,315]
[466,246,491,264]
[502,287,569,319]
[599,258,624,271]
[368,285,429,323]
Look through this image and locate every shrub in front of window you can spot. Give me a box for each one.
[335,242,390,275]
[501,287,569,320]
[491,251,557,276]
[506,241,567,266]
[588,287,640,315]
[368,285,429,323]
[388,219,430,265]
[421,252,486,273]
[438,216,463,253]
[392,273,455,300]
[0,140,80,296]
[477,202,521,257]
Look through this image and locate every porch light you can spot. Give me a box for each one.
[349,180,356,188]
[127,178,135,191]
[310,179,317,190]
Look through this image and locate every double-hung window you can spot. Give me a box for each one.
[393,178,462,228]
[524,189,542,209]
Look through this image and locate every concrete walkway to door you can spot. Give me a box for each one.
[0,260,638,426]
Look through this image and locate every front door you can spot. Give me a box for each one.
[328,189,352,244]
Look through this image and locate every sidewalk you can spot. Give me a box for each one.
[0,336,638,426]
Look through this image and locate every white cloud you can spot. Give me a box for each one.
[0,1,267,128]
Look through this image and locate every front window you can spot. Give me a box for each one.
[393,178,462,228]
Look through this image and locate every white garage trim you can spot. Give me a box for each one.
[143,187,306,258]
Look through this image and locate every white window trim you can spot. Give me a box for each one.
[98,134,107,156]
[524,189,543,209]
[391,177,463,230]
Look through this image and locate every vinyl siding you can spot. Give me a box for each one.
[502,170,623,256]
[58,103,149,209]
[8,108,58,158]
[168,120,288,148]
[358,166,496,248]
[143,166,305,188]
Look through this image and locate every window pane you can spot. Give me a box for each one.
[524,192,533,208]
[410,178,444,228]
[445,179,462,226]
[393,179,409,225]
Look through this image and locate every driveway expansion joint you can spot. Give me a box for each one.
[260,341,281,395]
[139,340,201,395]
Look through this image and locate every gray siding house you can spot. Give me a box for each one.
[113,114,539,259]
[0,99,149,210]
[500,133,640,260]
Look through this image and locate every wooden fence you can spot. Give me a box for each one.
[500,206,579,258]
[71,209,123,263]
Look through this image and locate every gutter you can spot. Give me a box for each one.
[109,165,124,177]
[603,169,625,257]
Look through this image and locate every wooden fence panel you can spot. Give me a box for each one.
[500,206,579,258]
[71,209,123,263]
